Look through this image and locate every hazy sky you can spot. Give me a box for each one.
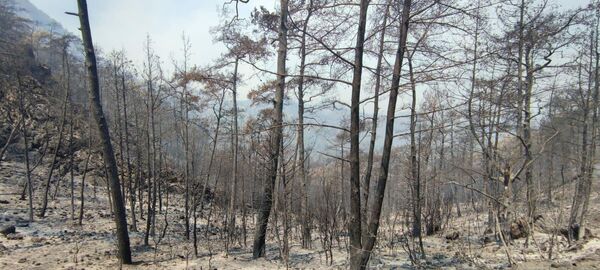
[28,0,591,102]
[26,0,593,149]
[29,0,591,68]
[29,0,275,66]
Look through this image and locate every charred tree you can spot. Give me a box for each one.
[75,0,132,263]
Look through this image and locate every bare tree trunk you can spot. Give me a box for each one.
[190,137,198,257]
[143,35,157,246]
[54,44,74,202]
[361,0,390,238]
[348,1,370,268]
[340,141,346,243]
[78,149,92,225]
[17,73,34,223]
[79,112,92,226]
[192,186,198,256]
[69,108,75,220]
[355,1,412,268]
[579,24,600,240]
[466,0,499,232]
[570,29,598,241]
[182,73,191,240]
[134,107,144,221]
[183,130,189,240]
[76,0,132,263]
[408,52,424,257]
[199,89,226,213]
[523,48,535,220]
[19,121,50,201]
[296,0,313,249]
[39,47,71,217]
[227,57,240,251]
[121,64,136,231]
[516,0,525,153]
[144,87,153,246]
[252,0,288,259]
[112,60,126,206]
[279,141,289,265]
[157,122,164,215]
[150,79,159,242]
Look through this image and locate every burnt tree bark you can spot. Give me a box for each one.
[356,0,412,268]
[296,0,314,249]
[362,1,390,236]
[39,41,71,217]
[348,0,370,268]
[76,0,132,263]
[252,0,288,259]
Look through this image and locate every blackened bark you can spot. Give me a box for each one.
[348,0,369,269]
[252,0,288,259]
[17,73,34,223]
[357,0,412,268]
[362,0,390,239]
[39,57,70,217]
[227,57,240,250]
[76,0,132,263]
[121,69,136,231]
[297,0,313,249]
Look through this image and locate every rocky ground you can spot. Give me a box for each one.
[1,160,600,269]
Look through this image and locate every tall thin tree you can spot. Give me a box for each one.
[75,0,132,264]
[252,0,288,259]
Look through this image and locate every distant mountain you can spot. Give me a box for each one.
[10,0,69,35]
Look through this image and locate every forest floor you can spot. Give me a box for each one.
[1,160,600,269]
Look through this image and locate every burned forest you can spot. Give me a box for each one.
[1,0,600,269]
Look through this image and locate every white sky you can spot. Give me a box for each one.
[28,0,591,105]
[26,0,593,150]
[29,0,275,68]
[29,0,591,76]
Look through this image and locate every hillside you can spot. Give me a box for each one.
[1,159,600,269]
[11,0,69,35]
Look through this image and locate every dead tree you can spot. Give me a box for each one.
[39,37,72,218]
[347,0,370,268]
[227,57,240,251]
[252,0,288,259]
[295,0,315,249]
[75,0,132,263]
[17,73,34,223]
[362,0,390,236]
[407,49,424,257]
[358,0,412,268]
[119,54,136,231]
